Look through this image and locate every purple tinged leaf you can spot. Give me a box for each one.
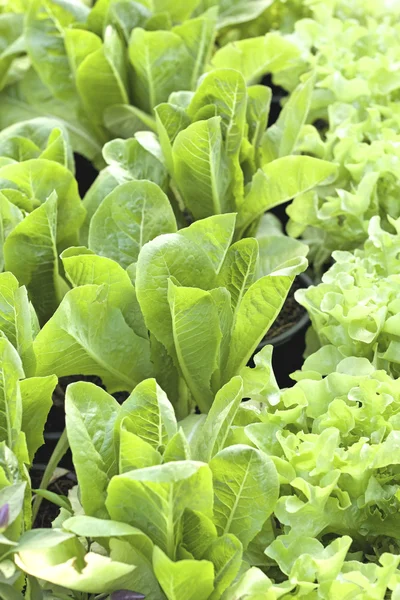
[110,591,145,600]
[0,504,9,530]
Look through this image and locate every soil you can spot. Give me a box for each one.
[264,277,308,342]
[74,153,98,196]
[31,467,77,529]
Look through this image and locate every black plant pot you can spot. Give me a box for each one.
[74,153,98,196]
[250,272,313,388]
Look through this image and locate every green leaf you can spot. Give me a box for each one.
[62,515,147,539]
[236,156,338,237]
[224,275,293,380]
[24,0,77,103]
[61,246,148,339]
[173,8,217,90]
[118,378,177,452]
[210,445,279,548]
[153,545,214,600]
[155,103,191,175]
[211,33,301,83]
[3,192,66,324]
[89,180,177,269]
[73,26,129,127]
[262,75,315,163]
[110,537,166,600]
[163,429,190,463]
[181,509,217,560]
[106,461,213,559]
[82,136,168,242]
[204,534,243,600]
[168,281,221,412]
[188,69,247,159]
[33,284,152,392]
[172,116,233,219]
[66,382,119,518]
[119,418,163,473]
[0,273,36,375]
[104,103,157,138]
[129,28,193,113]
[0,338,24,456]
[219,238,258,310]
[136,226,217,356]
[179,213,236,273]
[0,159,85,245]
[192,376,243,462]
[15,541,135,593]
[20,375,57,463]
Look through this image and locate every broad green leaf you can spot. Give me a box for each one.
[173,8,217,90]
[216,0,274,28]
[181,509,217,560]
[33,284,152,392]
[20,375,57,463]
[168,281,221,413]
[219,238,258,310]
[188,69,247,159]
[74,26,129,127]
[236,156,338,236]
[152,0,202,21]
[110,537,166,600]
[211,33,301,84]
[0,338,24,455]
[0,73,104,166]
[0,273,36,374]
[104,103,157,138]
[89,180,177,269]
[193,376,243,462]
[262,75,315,163]
[62,516,148,540]
[118,378,177,452]
[24,0,76,103]
[106,461,213,559]
[210,445,279,548]
[179,213,236,273]
[0,118,73,170]
[136,228,217,356]
[64,28,102,76]
[82,136,168,242]
[155,103,191,175]
[163,429,190,463]
[15,544,134,593]
[223,567,275,597]
[172,116,233,219]
[0,159,85,245]
[61,246,148,339]
[153,545,214,600]
[129,28,193,113]
[246,85,272,168]
[205,534,243,600]
[3,193,66,325]
[119,419,162,473]
[225,275,292,379]
[66,382,119,518]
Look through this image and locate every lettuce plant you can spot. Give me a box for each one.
[296,217,400,377]
[0,0,299,166]
[8,347,400,598]
[286,104,400,265]
[0,120,84,324]
[31,214,299,416]
[84,72,337,255]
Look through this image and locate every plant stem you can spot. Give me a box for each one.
[32,428,70,523]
